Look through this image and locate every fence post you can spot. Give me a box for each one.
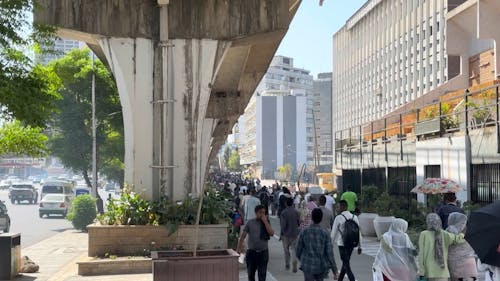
[496,86,499,153]
[371,122,374,163]
[384,118,388,162]
[400,113,403,161]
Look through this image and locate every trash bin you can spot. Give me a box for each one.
[0,233,21,280]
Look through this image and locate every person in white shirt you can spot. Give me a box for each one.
[325,193,335,214]
[243,189,261,224]
[331,200,362,281]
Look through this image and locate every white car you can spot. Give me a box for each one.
[39,194,71,218]
[0,180,11,190]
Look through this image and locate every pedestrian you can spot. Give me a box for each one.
[96,194,104,215]
[318,195,334,232]
[258,186,271,216]
[237,205,275,281]
[280,197,301,272]
[437,193,464,229]
[325,192,335,214]
[373,218,418,281]
[299,196,317,231]
[278,187,292,217]
[446,212,478,281]
[296,208,339,281]
[418,213,465,281]
[244,189,261,224]
[340,185,358,213]
[331,200,362,281]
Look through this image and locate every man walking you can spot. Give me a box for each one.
[437,192,464,228]
[340,185,358,213]
[296,208,339,281]
[331,200,362,281]
[244,189,261,224]
[237,205,275,281]
[280,197,300,272]
[318,195,334,232]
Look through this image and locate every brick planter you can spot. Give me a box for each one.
[152,249,239,281]
[88,224,228,257]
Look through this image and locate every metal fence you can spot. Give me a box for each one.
[471,164,500,204]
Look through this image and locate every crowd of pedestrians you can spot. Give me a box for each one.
[214,174,500,281]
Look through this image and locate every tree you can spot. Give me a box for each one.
[0,0,60,127]
[47,49,124,188]
[277,163,294,181]
[223,145,232,169]
[0,120,48,157]
[227,150,241,171]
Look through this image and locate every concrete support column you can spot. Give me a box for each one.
[99,37,226,201]
[99,38,155,199]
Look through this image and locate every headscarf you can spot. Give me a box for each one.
[446,212,467,234]
[374,218,418,281]
[427,213,445,268]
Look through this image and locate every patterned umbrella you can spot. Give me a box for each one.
[410,178,463,194]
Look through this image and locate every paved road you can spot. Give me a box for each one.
[0,188,116,248]
[0,189,72,248]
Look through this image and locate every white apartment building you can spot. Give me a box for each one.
[333,0,449,134]
[36,38,83,65]
[312,73,333,166]
[239,56,315,171]
[239,90,308,179]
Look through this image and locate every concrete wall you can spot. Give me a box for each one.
[415,136,470,202]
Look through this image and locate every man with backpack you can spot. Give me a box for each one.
[331,200,362,281]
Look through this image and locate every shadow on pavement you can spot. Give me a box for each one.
[14,274,37,281]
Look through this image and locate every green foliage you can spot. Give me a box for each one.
[374,192,399,216]
[360,185,382,213]
[277,163,294,181]
[67,194,97,231]
[98,187,233,236]
[0,120,48,157]
[227,150,241,171]
[0,0,59,127]
[46,49,124,185]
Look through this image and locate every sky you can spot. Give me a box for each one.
[276,0,366,78]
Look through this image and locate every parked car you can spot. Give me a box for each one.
[39,194,71,218]
[75,185,90,197]
[104,182,116,192]
[0,201,10,232]
[8,183,38,204]
[0,180,11,190]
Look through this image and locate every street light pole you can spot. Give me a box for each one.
[91,53,97,197]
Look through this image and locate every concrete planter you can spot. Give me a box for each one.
[87,224,228,257]
[358,213,377,237]
[373,215,395,240]
[152,249,239,281]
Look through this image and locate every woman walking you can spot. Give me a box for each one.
[373,218,418,281]
[446,212,478,281]
[418,213,465,281]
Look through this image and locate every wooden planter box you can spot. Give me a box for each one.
[152,249,239,281]
[88,224,228,257]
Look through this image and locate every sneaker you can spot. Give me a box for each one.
[292,261,297,273]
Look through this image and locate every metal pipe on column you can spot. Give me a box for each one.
[158,0,175,201]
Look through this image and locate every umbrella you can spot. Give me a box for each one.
[410,178,463,194]
[465,201,500,267]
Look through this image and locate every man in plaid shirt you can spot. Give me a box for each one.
[296,208,339,281]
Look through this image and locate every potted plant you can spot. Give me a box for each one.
[152,187,238,281]
[373,192,397,240]
[358,185,381,237]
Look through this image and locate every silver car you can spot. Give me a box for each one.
[0,201,10,232]
[39,194,71,218]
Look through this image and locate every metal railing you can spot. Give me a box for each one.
[334,81,500,167]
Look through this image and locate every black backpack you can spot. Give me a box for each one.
[340,214,360,248]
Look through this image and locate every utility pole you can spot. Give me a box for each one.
[312,109,319,184]
[91,53,97,197]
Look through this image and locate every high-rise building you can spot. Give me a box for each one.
[332,0,448,134]
[312,72,333,167]
[239,90,308,179]
[36,38,83,65]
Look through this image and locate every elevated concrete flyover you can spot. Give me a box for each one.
[35,0,301,201]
